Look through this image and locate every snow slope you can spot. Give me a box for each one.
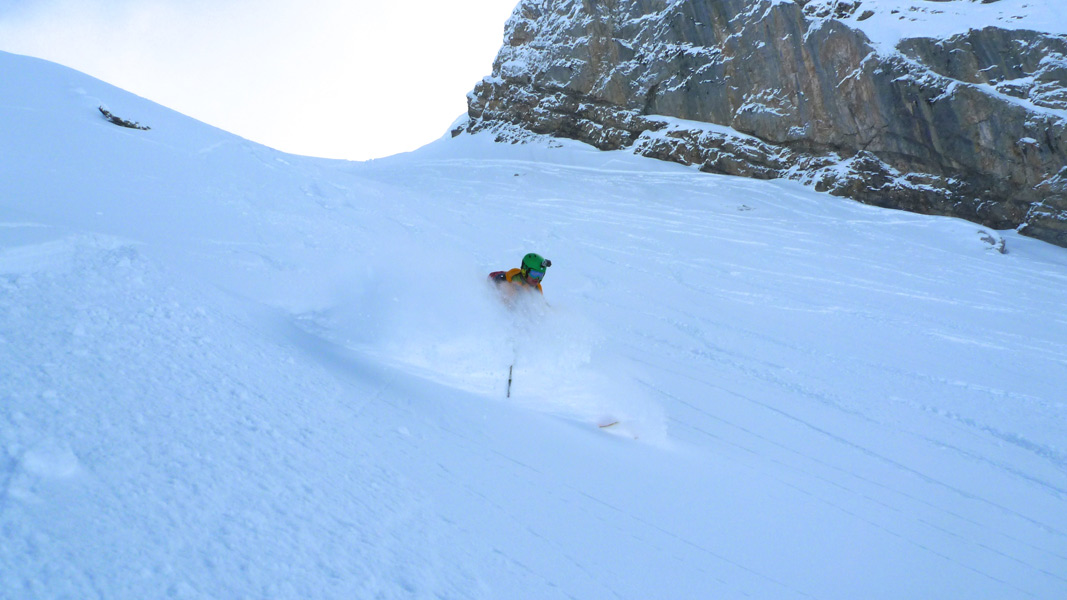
[2,50,1067,599]
[804,0,1067,49]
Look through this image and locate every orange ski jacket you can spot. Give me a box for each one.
[488,268,543,294]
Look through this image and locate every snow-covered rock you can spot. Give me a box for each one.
[460,0,1067,247]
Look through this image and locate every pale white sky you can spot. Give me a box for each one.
[0,0,519,160]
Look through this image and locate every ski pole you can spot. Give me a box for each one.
[507,364,513,398]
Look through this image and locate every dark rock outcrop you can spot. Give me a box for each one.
[99,106,151,131]
[458,0,1067,247]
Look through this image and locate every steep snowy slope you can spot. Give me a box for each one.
[2,51,1066,599]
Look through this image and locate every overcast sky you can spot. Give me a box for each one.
[0,0,519,160]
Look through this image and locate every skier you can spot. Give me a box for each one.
[488,252,552,295]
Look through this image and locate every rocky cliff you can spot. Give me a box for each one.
[457,0,1067,247]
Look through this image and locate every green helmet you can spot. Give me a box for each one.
[521,253,551,282]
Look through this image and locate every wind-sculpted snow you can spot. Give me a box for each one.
[2,50,1067,599]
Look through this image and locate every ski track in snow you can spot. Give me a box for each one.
[349,148,1067,597]
[2,50,1067,599]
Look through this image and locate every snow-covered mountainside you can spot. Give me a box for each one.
[2,50,1067,599]
[461,0,1067,247]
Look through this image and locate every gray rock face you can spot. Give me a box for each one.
[459,0,1067,247]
